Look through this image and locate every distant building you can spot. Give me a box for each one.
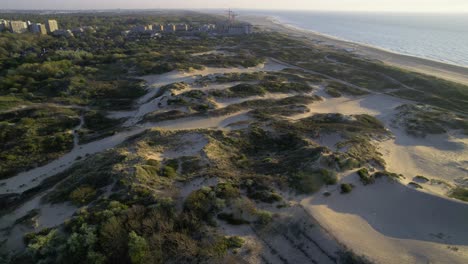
[0,20,7,32]
[152,24,164,32]
[175,24,188,31]
[73,26,96,35]
[9,21,28,33]
[217,22,253,35]
[46,20,59,33]
[130,25,153,33]
[164,24,176,32]
[52,29,74,37]
[199,24,216,32]
[30,23,47,35]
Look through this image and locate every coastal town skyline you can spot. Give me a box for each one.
[3,0,468,13]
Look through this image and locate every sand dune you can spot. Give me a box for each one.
[303,173,468,264]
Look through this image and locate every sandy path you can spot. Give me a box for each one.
[0,111,249,194]
[0,58,291,195]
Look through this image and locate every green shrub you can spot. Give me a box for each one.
[340,183,354,194]
[408,182,423,189]
[217,213,249,225]
[128,231,152,264]
[449,187,468,202]
[357,168,374,185]
[413,175,429,183]
[146,159,160,168]
[289,169,337,194]
[161,166,177,178]
[255,210,273,226]
[373,171,402,180]
[325,87,342,97]
[69,186,97,205]
[226,236,244,248]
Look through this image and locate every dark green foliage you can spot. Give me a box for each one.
[128,231,152,264]
[161,166,177,178]
[226,236,244,248]
[340,183,354,194]
[449,187,468,202]
[0,106,79,179]
[326,81,368,96]
[217,213,250,225]
[46,152,125,204]
[243,179,283,203]
[413,175,429,183]
[290,169,337,194]
[69,185,97,205]
[373,171,402,180]
[325,87,342,97]
[357,168,375,185]
[408,182,423,189]
[338,250,374,264]
[184,183,241,225]
[395,104,468,137]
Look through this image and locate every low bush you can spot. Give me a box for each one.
[340,183,354,194]
[408,182,423,189]
[226,236,244,248]
[255,210,273,226]
[289,169,337,194]
[449,187,468,202]
[160,166,177,178]
[69,186,97,205]
[413,175,429,183]
[357,168,375,185]
[217,213,249,225]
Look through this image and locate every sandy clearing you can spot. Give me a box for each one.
[160,133,208,159]
[302,173,468,264]
[291,93,405,120]
[108,58,290,125]
[143,110,251,131]
[191,50,236,57]
[378,130,468,184]
[214,92,294,108]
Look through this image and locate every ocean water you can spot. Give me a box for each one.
[245,10,468,67]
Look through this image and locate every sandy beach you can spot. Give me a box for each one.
[240,15,468,86]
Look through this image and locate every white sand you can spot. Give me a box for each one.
[214,92,293,108]
[378,130,468,185]
[302,173,468,264]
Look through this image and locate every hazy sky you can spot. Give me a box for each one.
[3,0,468,13]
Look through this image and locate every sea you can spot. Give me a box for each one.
[243,10,468,67]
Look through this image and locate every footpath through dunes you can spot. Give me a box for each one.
[0,59,290,194]
[0,58,298,252]
[302,174,468,264]
[286,77,468,262]
[2,47,468,262]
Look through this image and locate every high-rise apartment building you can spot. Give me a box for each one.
[9,21,28,33]
[46,20,59,33]
[30,23,47,35]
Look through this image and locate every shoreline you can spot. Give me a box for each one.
[240,15,468,86]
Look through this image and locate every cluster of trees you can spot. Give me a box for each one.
[9,197,245,264]
[0,106,80,179]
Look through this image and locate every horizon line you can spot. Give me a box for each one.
[1,8,468,14]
